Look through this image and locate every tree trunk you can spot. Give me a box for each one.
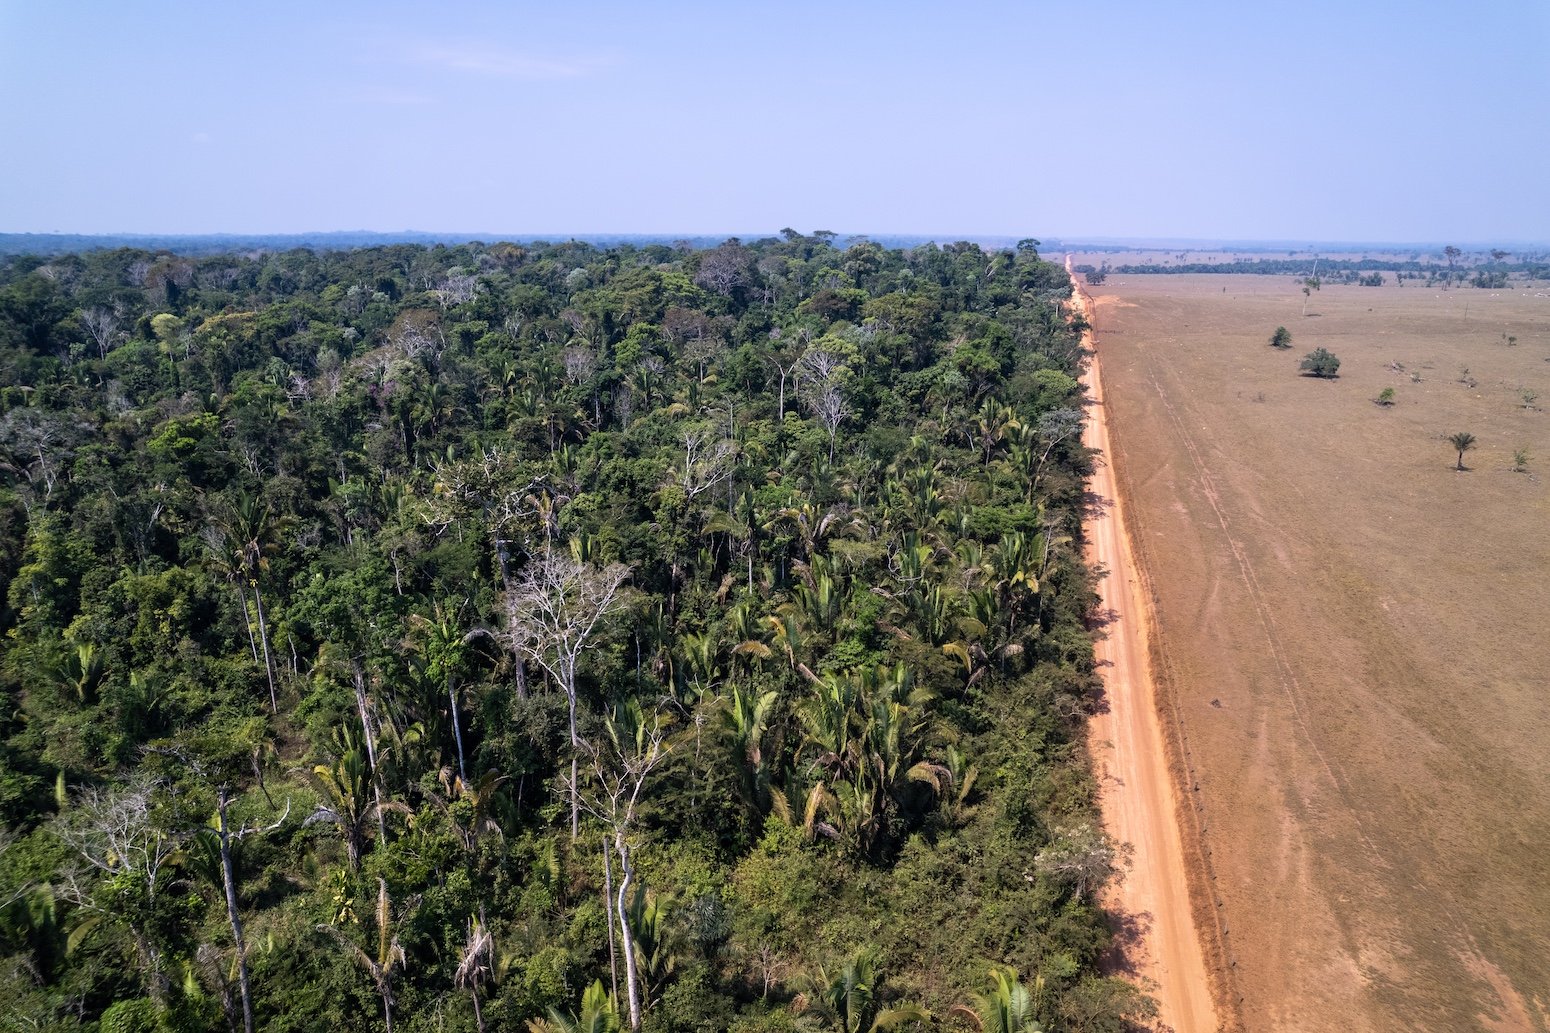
[233,581,259,664]
[603,839,620,1003]
[353,667,389,846]
[250,581,278,713]
[449,683,468,784]
[565,661,580,840]
[217,791,255,1033]
[614,836,642,1031]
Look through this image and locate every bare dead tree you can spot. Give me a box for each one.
[142,742,290,1033]
[798,348,845,384]
[682,335,726,383]
[1031,407,1084,497]
[80,306,124,359]
[0,408,83,502]
[693,241,752,298]
[504,552,633,838]
[670,427,736,503]
[433,270,480,309]
[765,347,803,424]
[561,344,597,385]
[810,384,851,463]
[55,781,180,1002]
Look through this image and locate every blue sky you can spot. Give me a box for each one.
[1,1,1546,243]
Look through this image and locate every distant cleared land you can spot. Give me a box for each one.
[1087,272,1550,1031]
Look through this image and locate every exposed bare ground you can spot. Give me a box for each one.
[1084,272,1550,1032]
[1073,265,1225,1033]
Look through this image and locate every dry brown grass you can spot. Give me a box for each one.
[1087,274,1550,1032]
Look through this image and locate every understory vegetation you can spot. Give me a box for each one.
[0,234,1147,1032]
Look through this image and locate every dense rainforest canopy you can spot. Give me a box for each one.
[0,232,1150,1032]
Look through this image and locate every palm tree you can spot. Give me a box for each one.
[46,640,106,706]
[625,887,678,1010]
[797,947,929,1032]
[718,683,777,814]
[454,914,495,1033]
[305,727,406,870]
[318,878,407,1033]
[1448,431,1477,471]
[527,979,620,1033]
[210,491,284,713]
[951,965,1043,1033]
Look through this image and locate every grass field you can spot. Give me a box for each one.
[1085,273,1550,1032]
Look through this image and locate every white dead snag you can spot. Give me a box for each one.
[503,551,632,838]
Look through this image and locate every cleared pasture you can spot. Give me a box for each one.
[1086,273,1550,1032]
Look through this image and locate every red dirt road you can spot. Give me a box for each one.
[1073,267,1223,1033]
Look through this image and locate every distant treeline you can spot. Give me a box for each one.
[0,231,1026,259]
[1110,257,1548,277]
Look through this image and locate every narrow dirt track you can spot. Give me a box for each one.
[1070,262,1221,1033]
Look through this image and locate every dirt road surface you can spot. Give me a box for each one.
[1072,265,1224,1033]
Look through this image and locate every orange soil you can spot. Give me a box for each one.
[1072,264,1225,1033]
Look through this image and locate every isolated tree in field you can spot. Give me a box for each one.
[1270,326,1292,349]
[1375,387,1396,407]
[1298,348,1340,379]
[1448,432,1477,471]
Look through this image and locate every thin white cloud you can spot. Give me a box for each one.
[409,42,606,80]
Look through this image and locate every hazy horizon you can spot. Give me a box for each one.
[3,230,1543,254]
[3,1,1546,242]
